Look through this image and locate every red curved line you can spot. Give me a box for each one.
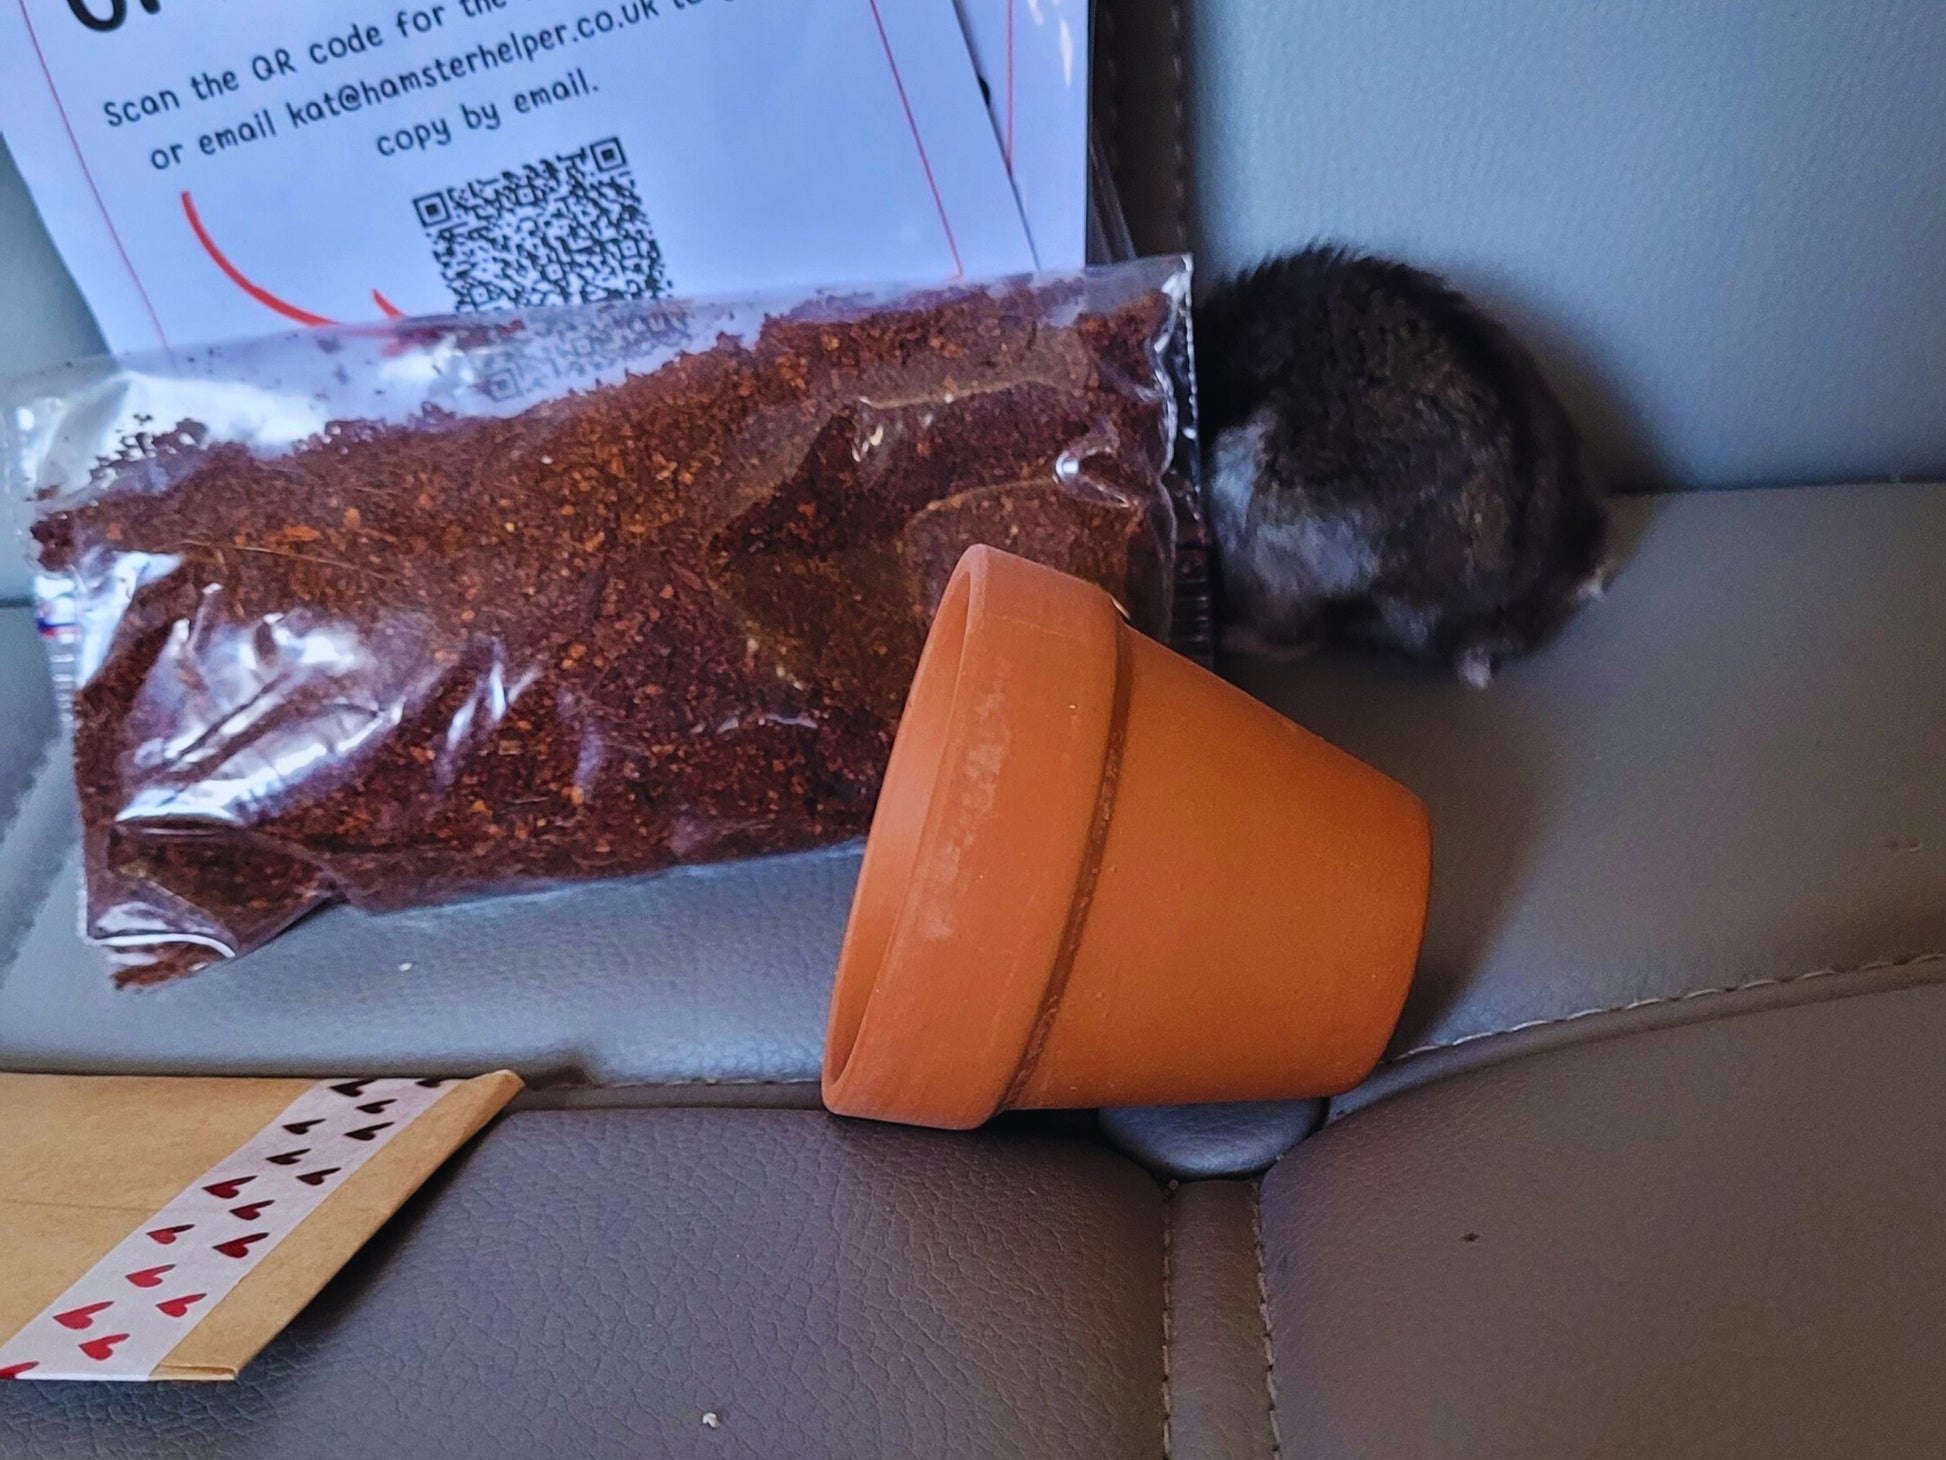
[180,191,336,328]
[372,290,407,320]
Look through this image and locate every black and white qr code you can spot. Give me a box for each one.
[413,137,670,312]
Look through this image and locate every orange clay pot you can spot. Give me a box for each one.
[822,546,1432,1130]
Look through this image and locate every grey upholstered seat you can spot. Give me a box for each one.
[3,1,1943,1455]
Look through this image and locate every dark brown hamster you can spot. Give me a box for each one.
[1196,246,1608,685]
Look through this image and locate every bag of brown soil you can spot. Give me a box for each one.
[8,258,1202,982]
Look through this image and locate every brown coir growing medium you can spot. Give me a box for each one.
[32,271,1198,981]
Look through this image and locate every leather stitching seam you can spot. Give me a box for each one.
[575,953,1946,1088]
[1160,1186,1174,1459]
[1167,0,1188,251]
[1250,1182,1285,1458]
[1381,951,1946,1067]
[602,1078,806,1087]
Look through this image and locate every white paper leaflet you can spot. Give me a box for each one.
[0,0,1038,351]
[956,0,1090,268]
[0,1077,456,1380]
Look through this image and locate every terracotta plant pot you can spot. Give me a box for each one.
[822,546,1432,1129]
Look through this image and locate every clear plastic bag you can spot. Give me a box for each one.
[8,258,1202,983]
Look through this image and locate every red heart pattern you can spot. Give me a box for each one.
[11,1079,451,1372]
[213,1232,269,1259]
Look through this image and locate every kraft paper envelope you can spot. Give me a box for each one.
[0,1070,520,1381]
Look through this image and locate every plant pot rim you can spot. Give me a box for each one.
[822,545,1125,1128]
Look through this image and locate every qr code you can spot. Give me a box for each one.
[414,137,670,311]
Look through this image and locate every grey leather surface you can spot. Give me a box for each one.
[1188,0,1946,492]
[1233,483,1946,1115]
[0,1108,1167,1460]
[1100,1099,1322,1179]
[1339,950,1946,1126]
[1164,1180,1277,1460]
[0,608,55,848]
[16,12,1946,1457]
[1259,980,1946,1458]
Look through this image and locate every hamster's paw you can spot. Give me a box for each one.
[1455,646,1496,689]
